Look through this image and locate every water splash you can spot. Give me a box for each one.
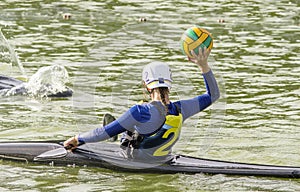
[25,65,70,97]
[0,29,27,79]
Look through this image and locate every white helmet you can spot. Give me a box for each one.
[142,62,172,89]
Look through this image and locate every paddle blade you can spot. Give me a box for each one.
[103,113,118,142]
[34,148,67,161]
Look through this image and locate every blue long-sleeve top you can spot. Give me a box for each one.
[78,69,220,143]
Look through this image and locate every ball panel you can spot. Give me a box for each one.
[189,32,209,51]
[202,35,213,49]
[181,34,194,44]
[185,28,199,41]
[182,41,193,58]
[191,26,203,37]
[199,28,211,35]
[180,40,187,55]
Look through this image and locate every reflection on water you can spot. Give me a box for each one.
[0,0,300,191]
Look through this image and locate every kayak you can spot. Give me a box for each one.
[0,141,299,178]
[0,75,24,90]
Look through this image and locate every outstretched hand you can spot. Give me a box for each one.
[63,135,80,150]
[188,47,211,73]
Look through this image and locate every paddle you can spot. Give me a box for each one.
[33,145,74,161]
[103,113,118,142]
[34,147,68,160]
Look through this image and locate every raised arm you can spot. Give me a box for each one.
[176,47,220,120]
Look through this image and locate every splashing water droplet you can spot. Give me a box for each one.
[25,65,70,97]
[0,29,27,78]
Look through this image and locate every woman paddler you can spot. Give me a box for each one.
[64,47,220,163]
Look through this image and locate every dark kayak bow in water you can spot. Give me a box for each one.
[0,141,299,178]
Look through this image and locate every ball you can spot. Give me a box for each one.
[180,26,213,58]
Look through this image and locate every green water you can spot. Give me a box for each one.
[0,0,300,191]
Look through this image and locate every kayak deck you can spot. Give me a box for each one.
[0,141,299,178]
